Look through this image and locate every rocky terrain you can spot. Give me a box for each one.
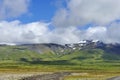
[20,72,71,80]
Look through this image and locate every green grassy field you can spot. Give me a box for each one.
[0,45,119,79]
[0,60,119,80]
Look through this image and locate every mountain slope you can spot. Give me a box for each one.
[0,41,120,64]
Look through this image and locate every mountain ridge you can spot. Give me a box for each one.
[0,40,120,62]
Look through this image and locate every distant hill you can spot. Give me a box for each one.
[0,40,120,64]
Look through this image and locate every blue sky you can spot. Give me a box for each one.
[0,0,120,44]
[6,0,58,23]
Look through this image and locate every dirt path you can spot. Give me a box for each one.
[107,76,120,80]
[20,72,71,80]
[0,72,51,80]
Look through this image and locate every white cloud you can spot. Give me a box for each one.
[0,20,82,44]
[78,23,120,44]
[0,0,30,19]
[0,21,50,44]
[1,20,120,44]
[106,22,120,43]
[49,27,81,44]
[51,0,120,44]
[1,0,120,44]
[84,27,107,39]
[53,0,120,27]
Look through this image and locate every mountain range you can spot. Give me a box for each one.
[0,40,120,63]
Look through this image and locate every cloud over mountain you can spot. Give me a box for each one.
[0,20,81,44]
[52,0,120,43]
[0,21,50,44]
[0,0,120,44]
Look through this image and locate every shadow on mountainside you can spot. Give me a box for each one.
[20,58,74,65]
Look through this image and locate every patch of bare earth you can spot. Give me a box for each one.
[20,72,71,80]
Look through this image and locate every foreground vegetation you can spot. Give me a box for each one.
[0,45,119,79]
[0,58,119,80]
